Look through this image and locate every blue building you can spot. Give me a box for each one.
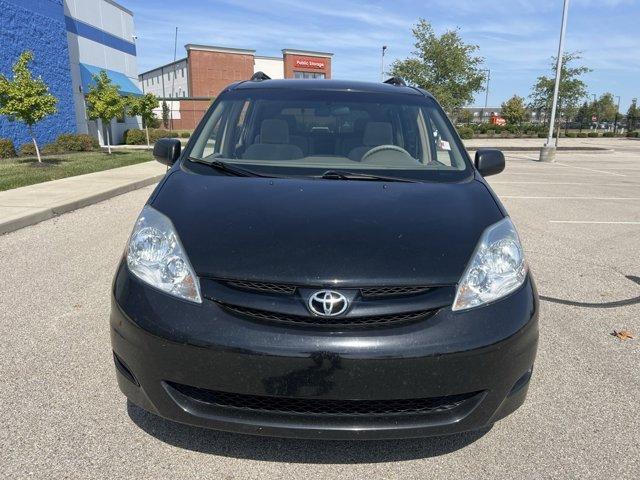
[0,0,141,150]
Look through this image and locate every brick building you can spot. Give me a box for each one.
[139,44,333,130]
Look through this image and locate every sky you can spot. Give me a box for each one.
[125,0,640,110]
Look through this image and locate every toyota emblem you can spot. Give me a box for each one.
[308,290,349,317]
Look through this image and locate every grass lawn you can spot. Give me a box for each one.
[0,150,154,191]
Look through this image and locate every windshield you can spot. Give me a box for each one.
[188,88,472,181]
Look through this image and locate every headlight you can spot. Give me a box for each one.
[126,205,202,303]
[452,217,527,311]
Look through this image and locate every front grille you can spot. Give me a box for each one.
[226,280,297,295]
[224,280,433,299]
[168,382,479,417]
[360,285,431,298]
[219,303,434,328]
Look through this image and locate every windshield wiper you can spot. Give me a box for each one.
[188,157,276,178]
[320,170,420,183]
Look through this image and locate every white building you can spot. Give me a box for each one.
[139,58,189,99]
[64,0,142,144]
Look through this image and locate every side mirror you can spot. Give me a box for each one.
[153,138,181,166]
[474,149,505,177]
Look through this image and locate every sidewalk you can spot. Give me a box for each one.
[0,161,166,235]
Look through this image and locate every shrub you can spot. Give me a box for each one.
[148,129,171,143]
[602,131,615,137]
[626,131,639,138]
[537,133,547,138]
[457,126,474,139]
[41,143,62,155]
[180,131,191,138]
[20,142,37,156]
[485,129,496,136]
[124,128,147,145]
[77,133,99,150]
[565,132,577,138]
[54,133,99,152]
[0,138,17,158]
[588,132,599,138]
[577,132,588,138]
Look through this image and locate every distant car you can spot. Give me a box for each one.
[111,76,539,439]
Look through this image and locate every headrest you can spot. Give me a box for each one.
[261,119,289,144]
[363,122,393,146]
[354,117,368,132]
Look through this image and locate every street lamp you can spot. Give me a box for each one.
[381,46,388,82]
[539,0,570,162]
[480,69,490,123]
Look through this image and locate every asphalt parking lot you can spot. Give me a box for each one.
[1,141,639,479]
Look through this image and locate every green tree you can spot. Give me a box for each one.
[161,100,170,129]
[128,93,159,146]
[85,71,128,154]
[501,95,527,125]
[457,108,474,125]
[529,52,590,131]
[574,101,591,130]
[0,51,58,163]
[627,99,639,131]
[390,19,485,114]
[594,93,617,122]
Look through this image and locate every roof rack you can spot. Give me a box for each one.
[383,76,406,87]
[250,71,271,81]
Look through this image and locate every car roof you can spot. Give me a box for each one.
[229,78,433,98]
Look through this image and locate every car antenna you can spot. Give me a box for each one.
[250,71,271,81]
[383,76,406,86]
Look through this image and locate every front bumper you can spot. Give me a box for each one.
[110,263,539,440]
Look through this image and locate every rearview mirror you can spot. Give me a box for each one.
[474,149,505,177]
[153,138,181,166]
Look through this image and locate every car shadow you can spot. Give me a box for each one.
[127,401,490,463]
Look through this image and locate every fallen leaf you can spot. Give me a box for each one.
[611,329,635,341]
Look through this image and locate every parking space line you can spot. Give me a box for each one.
[554,162,626,177]
[501,196,640,200]
[549,220,640,224]
[491,181,640,186]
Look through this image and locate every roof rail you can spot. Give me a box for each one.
[383,76,406,87]
[250,71,271,81]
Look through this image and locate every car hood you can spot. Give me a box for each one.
[151,170,503,286]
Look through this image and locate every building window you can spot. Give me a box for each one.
[293,71,325,79]
[181,68,185,78]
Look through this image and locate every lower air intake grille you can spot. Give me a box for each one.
[219,303,434,328]
[167,382,479,417]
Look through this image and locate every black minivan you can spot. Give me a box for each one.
[111,76,538,440]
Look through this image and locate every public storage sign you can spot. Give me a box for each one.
[294,57,326,69]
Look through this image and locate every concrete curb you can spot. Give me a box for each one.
[0,173,164,236]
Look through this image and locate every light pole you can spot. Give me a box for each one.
[480,69,490,123]
[381,46,387,81]
[540,0,570,162]
[614,95,621,134]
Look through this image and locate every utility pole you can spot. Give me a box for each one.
[381,46,387,81]
[539,0,570,162]
[614,95,621,134]
[480,69,490,123]
[169,26,178,131]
